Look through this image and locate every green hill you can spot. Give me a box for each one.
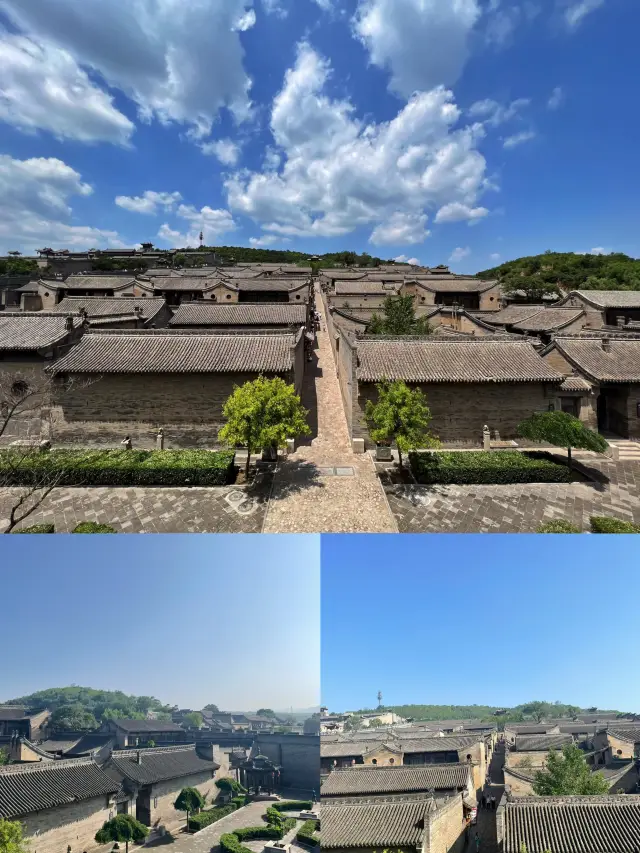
[477,251,640,301]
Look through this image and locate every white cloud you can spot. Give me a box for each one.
[590,246,609,255]
[200,138,241,166]
[434,202,489,225]
[370,212,429,246]
[468,97,530,127]
[234,8,256,29]
[249,234,290,246]
[115,190,182,215]
[352,0,481,99]
[394,255,420,265]
[503,130,536,148]
[0,31,134,145]
[159,204,238,247]
[0,0,254,139]
[313,0,333,9]
[565,0,605,29]
[449,246,470,263]
[262,0,288,17]
[489,252,501,261]
[225,43,490,243]
[547,86,564,110]
[0,153,127,253]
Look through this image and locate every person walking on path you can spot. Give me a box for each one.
[475,832,481,852]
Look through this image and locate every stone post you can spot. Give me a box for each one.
[156,428,165,450]
[482,425,491,452]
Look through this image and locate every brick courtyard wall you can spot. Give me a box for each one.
[354,381,555,446]
[505,750,548,770]
[606,733,637,760]
[254,734,320,792]
[456,745,485,793]
[502,768,535,797]
[50,370,296,448]
[20,795,114,853]
[148,770,218,830]
[426,795,465,853]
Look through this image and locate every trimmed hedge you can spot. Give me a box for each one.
[13,523,55,534]
[188,804,237,832]
[233,827,282,841]
[73,522,116,533]
[537,520,581,533]
[271,800,313,812]
[231,796,248,809]
[409,450,574,485]
[0,449,236,487]
[220,834,252,853]
[296,820,320,847]
[590,516,640,533]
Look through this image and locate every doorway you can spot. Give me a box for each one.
[136,788,152,826]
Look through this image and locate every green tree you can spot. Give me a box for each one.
[174,787,206,829]
[343,716,361,731]
[533,744,610,795]
[367,718,384,728]
[219,376,310,479]
[184,712,203,729]
[0,749,9,766]
[216,778,246,794]
[256,709,276,718]
[520,701,554,723]
[365,380,439,468]
[0,818,29,853]
[368,295,432,336]
[203,704,220,712]
[517,411,608,469]
[50,703,99,731]
[95,815,149,853]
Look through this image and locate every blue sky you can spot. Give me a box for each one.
[0,535,320,711]
[321,534,640,713]
[0,0,636,272]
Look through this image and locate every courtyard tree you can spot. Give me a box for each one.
[174,787,206,830]
[95,815,149,853]
[203,704,219,712]
[256,709,276,718]
[533,743,610,795]
[367,718,384,728]
[219,376,310,479]
[516,411,607,469]
[216,777,246,795]
[368,295,432,336]
[50,703,99,731]
[0,818,29,853]
[365,380,439,468]
[0,749,8,766]
[183,712,203,729]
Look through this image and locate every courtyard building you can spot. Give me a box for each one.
[100,719,188,748]
[321,764,474,800]
[169,302,308,331]
[50,297,170,329]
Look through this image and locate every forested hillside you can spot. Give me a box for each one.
[354,701,625,725]
[477,251,640,300]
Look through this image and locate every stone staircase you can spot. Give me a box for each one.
[605,438,640,461]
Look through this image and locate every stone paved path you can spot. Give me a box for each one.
[0,476,272,533]
[386,456,640,533]
[262,284,397,533]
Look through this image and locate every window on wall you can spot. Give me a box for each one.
[371,758,377,764]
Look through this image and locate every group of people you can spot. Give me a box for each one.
[480,788,497,810]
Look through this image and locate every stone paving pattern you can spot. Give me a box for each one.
[387,457,640,533]
[262,283,397,533]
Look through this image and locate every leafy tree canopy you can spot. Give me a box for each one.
[0,818,29,853]
[203,704,220,712]
[174,787,206,815]
[50,704,99,731]
[219,376,310,478]
[216,777,247,794]
[95,815,149,853]
[5,686,173,725]
[199,246,391,267]
[0,258,39,276]
[183,712,204,729]
[517,411,608,468]
[368,295,433,336]
[256,709,276,718]
[533,743,611,795]
[365,380,439,467]
[477,251,640,301]
[0,750,8,766]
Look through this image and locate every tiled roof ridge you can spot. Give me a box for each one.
[111,744,197,757]
[17,737,57,760]
[332,762,467,772]
[358,334,538,343]
[81,328,297,338]
[508,795,640,805]
[0,311,83,318]
[322,795,442,810]
[0,756,98,774]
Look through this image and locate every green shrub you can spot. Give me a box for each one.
[231,796,248,809]
[590,516,640,533]
[13,523,55,534]
[220,834,252,853]
[233,827,283,841]
[271,800,313,812]
[537,520,581,533]
[296,820,320,847]
[216,777,247,794]
[409,451,574,485]
[188,804,237,832]
[0,449,236,488]
[72,522,116,533]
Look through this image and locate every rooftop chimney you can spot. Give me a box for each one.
[602,336,611,352]
[65,315,74,331]
[134,306,142,316]
[136,751,142,764]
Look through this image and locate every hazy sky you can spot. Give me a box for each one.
[321,534,640,713]
[1,535,320,712]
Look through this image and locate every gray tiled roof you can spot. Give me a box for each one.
[321,798,436,849]
[61,276,137,290]
[357,339,563,383]
[334,281,402,295]
[0,313,82,351]
[559,375,592,391]
[554,337,640,382]
[484,305,546,325]
[146,276,221,291]
[0,758,118,818]
[505,726,551,735]
[512,308,584,332]
[0,708,25,720]
[570,290,640,308]
[321,764,471,796]
[109,719,183,733]
[170,303,307,326]
[321,741,380,758]
[107,746,216,786]
[515,734,574,751]
[608,727,640,744]
[397,735,481,753]
[234,278,310,292]
[51,330,297,374]
[51,296,166,321]
[416,278,498,293]
[502,796,640,853]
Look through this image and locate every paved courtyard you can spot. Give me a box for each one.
[386,457,640,533]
